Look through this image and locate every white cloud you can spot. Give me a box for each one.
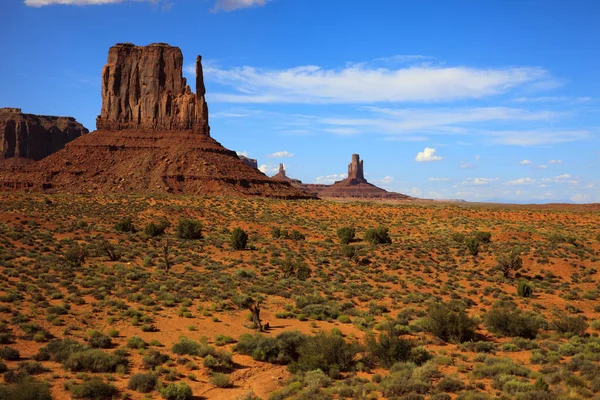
[236,150,249,157]
[375,176,395,184]
[513,96,591,103]
[542,173,579,184]
[212,0,270,12]
[461,178,499,186]
[570,193,590,203]
[548,159,563,164]
[428,177,450,182]
[487,129,590,146]
[315,173,347,184]
[475,155,481,160]
[506,178,536,185]
[536,165,548,169]
[415,147,442,162]
[519,160,532,165]
[258,164,279,174]
[25,0,133,5]
[207,60,551,104]
[410,188,423,197]
[266,150,294,158]
[459,162,476,169]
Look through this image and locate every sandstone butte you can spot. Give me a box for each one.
[0,43,313,199]
[272,154,412,199]
[0,107,88,166]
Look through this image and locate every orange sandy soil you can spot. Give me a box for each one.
[0,193,599,399]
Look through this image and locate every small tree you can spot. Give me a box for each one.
[497,248,523,279]
[176,218,203,240]
[337,227,355,245]
[114,217,135,233]
[97,239,120,261]
[234,295,264,331]
[364,226,392,245]
[64,244,87,268]
[465,237,480,256]
[230,228,248,250]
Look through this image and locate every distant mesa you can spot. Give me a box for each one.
[271,163,302,184]
[0,107,88,167]
[269,154,412,200]
[0,43,313,199]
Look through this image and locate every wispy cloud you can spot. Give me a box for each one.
[266,150,294,158]
[428,177,450,182]
[513,96,591,103]
[25,0,153,6]
[415,147,442,162]
[207,61,551,104]
[258,163,279,174]
[548,159,563,164]
[315,173,347,184]
[506,178,536,185]
[487,129,590,146]
[212,0,271,12]
[519,160,532,165]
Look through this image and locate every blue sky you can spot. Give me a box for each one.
[1,0,599,203]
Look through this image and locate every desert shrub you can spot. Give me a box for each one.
[271,227,282,239]
[144,219,170,237]
[236,331,306,364]
[484,302,542,339]
[87,331,112,349]
[69,378,118,399]
[337,227,356,245]
[437,376,466,392]
[210,373,232,388]
[34,339,85,362]
[142,350,170,369]
[290,331,359,376]
[342,245,356,259]
[0,379,52,400]
[64,244,87,268]
[366,326,429,368]
[289,230,305,241]
[517,281,533,298]
[551,315,587,336]
[474,231,492,243]
[364,226,392,245]
[126,335,147,349]
[465,237,480,256]
[424,302,477,343]
[230,227,248,250]
[0,346,20,360]
[0,361,6,373]
[114,217,135,233]
[176,218,203,240]
[159,382,193,400]
[473,357,530,379]
[63,349,126,372]
[128,373,157,392]
[172,337,200,355]
[17,361,47,375]
[215,335,235,346]
[496,248,523,278]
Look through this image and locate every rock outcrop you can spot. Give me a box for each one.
[0,108,88,163]
[96,43,209,134]
[238,155,258,170]
[271,163,302,184]
[316,154,412,199]
[0,43,313,199]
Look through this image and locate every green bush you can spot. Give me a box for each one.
[438,376,466,392]
[126,335,147,349]
[497,249,523,278]
[474,231,492,243]
[128,373,157,393]
[142,350,169,369]
[114,217,135,233]
[551,315,587,336]
[364,226,392,245]
[236,331,306,364]
[337,227,356,245]
[172,337,201,356]
[0,379,52,400]
[159,382,193,400]
[34,339,85,362]
[0,346,20,360]
[484,302,542,339]
[289,230,305,241]
[366,326,429,368]
[465,237,480,256]
[230,227,248,250]
[69,379,118,399]
[176,218,203,240]
[210,373,232,388]
[517,281,533,298]
[87,331,112,349]
[144,219,170,237]
[290,331,359,376]
[424,302,477,343]
[64,244,87,268]
[63,349,126,372]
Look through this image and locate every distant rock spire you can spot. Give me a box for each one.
[347,154,365,181]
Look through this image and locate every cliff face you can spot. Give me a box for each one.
[96,43,209,134]
[0,108,88,161]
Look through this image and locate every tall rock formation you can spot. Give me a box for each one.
[96,43,209,134]
[0,43,313,199]
[271,163,302,184]
[347,154,365,182]
[0,108,88,162]
[315,153,411,199]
